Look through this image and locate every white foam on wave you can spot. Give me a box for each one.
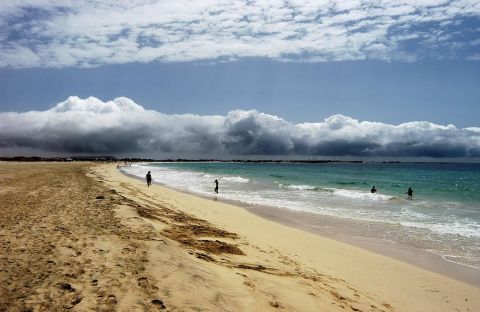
[429,222,480,238]
[119,163,147,177]
[122,164,253,196]
[221,176,250,183]
[427,251,480,270]
[328,188,394,201]
[398,207,430,221]
[122,163,204,190]
[400,219,480,238]
[280,184,317,190]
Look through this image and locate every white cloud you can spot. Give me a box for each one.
[0,0,479,68]
[467,53,480,60]
[0,96,479,158]
[50,96,145,113]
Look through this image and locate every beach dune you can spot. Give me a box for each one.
[0,162,478,311]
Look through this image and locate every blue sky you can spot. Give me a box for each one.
[1,59,479,127]
[0,0,479,158]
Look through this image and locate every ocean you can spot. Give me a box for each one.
[121,162,480,272]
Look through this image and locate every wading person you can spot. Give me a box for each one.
[214,179,219,194]
[407,187,413,197]
[146,171,152,187]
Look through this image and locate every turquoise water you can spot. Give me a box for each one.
[122,162,480,269]
[156,162,480,203]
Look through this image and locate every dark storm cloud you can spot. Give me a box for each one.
[0,96,479,158]
[222,110,294,155]
[304,140,383,157]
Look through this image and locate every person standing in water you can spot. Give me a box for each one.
[146,171,152,187]
[371,186,377,193]
[214,179,219,194]
[407,187,413,197]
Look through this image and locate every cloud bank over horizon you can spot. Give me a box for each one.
[1,0,479,68]
[1,96,479,158]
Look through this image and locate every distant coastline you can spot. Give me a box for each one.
[1,155,479,164]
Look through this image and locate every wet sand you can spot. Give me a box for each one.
[244,205,480,288]
[1,162,479,311]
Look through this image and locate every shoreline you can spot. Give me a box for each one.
[120,167,480,287]
[246,206,480,287]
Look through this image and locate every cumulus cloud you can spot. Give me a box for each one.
[0,0,479,68]
[0,96,479,158]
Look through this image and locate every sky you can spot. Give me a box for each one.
[0,0,479,159]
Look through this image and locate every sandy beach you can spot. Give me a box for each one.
[1,162,479,311]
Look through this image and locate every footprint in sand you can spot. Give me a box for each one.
[151,299,166,309]
[57,282,75,292]
[269,301,285,309]
[243,280,256,290]
[106,294,117,304]
[137,276,148,287]
[63,296,82,309]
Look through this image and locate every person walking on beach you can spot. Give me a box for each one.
[371,186,377,193]
[214,179,219,194]
[146,171,152,187]
[407,187,413,197]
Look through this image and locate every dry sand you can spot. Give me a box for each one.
[0,162,478,311]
